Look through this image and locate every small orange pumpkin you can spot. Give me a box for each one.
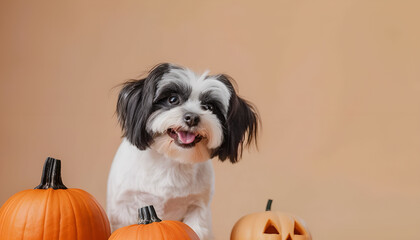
[231,200,312,240]
[109,205,200,240]
[0,157,111,239]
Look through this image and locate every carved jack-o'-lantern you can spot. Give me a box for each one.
[231,200,312,240]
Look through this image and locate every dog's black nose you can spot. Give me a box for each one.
[184,113,200,127]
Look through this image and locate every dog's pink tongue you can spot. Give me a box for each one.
[177,131,196,144]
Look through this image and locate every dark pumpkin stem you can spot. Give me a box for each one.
[266,199,273,211]
[35,157,67,189]
[138,205,162,224]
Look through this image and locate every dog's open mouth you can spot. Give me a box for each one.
[167,128,203,148]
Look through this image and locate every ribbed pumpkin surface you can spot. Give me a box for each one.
[0,188,111,240]
[109,220,199,240]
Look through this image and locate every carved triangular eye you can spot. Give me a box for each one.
[294,221,304,235]
[263,219,280,234]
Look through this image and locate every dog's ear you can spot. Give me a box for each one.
[213,74,260,163]
[116,63,172,150]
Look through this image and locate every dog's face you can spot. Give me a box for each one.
[117,63,259,163]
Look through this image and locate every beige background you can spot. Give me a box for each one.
[1,0,420,239]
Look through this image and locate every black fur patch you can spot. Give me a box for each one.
[211,74,260,163]
[117,63,176,150]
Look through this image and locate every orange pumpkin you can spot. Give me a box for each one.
[231,200,312,240]
[0,157,111,239]
[109,205,200,240]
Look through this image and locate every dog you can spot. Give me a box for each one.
[107,63,259,239]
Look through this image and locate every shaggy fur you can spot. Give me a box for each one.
[107,63,259,239]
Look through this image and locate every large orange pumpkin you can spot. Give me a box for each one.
[109,205,200,240]
[0,157,111,239]
[231,200,312,240]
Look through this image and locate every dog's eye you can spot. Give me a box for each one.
[202,104,214,112]
[168,96,180,105]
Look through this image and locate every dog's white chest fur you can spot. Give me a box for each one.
[107,139,214,237]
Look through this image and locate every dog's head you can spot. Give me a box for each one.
[117,63,259,163]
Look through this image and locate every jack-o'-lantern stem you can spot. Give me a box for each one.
[35,157,67,189]
[266,199,273,211]
[138,205,162,224]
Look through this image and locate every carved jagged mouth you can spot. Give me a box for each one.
[167,128,203,148]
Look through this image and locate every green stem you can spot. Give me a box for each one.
[34,157,67,189]
[138,205,162,224]
[266,199,273,211]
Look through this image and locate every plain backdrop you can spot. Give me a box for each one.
[1,0,420,239]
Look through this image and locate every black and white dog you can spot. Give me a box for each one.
[107,63,259,239]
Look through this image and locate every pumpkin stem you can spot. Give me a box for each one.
[266,199,273,211]
[35,157,68,190]
[138,205,162,224]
